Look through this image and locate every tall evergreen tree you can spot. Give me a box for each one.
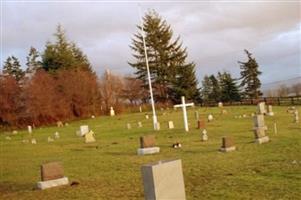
[208,75,221,102]
[238,49,262,98]
[42,25,93,73]
[26,47,42,75]
[2,56,24,81]
[218,72,241,102]
[129,10,200,103]
[201,75,212,102]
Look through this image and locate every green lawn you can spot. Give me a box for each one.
[1,106,300,200]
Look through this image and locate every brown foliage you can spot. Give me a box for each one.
[0,75,22,127]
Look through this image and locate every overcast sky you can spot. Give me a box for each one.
[1,1,300,85]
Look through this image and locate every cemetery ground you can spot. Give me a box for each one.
[1,106,300,200]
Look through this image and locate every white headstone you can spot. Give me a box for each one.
[139,106,142,113]
[208,114,213,122]
[173,96,194,132]
[168,121,174,129]
[54,132,60,139]
[85,130,96,143]
[138,121,143,128]
[294,110,299,123]
[127,123,131,129]
[267,105,274,116]
[201,129,208,141]
[145,114,149,119]
[218,102,223,108]
[31,138,37,144]
[110,107,115,116]
[79,125,89,136]
[28,126,32,134]
[257,102,266,115]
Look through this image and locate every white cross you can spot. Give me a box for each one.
[174,96,194,132]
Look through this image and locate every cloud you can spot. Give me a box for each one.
[2,1,300,85]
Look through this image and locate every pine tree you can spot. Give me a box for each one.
[208,75,221,102]
[2,56,24,81]
[26,47,42,75]
[201,75,212,102]
[42,25,92,73]
[238,50,262,98]
[218,72,241,102]
[129,10,199,103]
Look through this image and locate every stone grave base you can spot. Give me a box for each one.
[219,146,236,152]
[255,136,270,144]
[37,177,69,190]
[137,147,160,155]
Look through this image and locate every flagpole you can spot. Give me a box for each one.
[138,6,158,130]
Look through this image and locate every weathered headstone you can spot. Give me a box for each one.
[139,106,142,113]
[138,121,143,128]
[207,114,213,122]
[141,159,186,200]
[253,114,269,144]
[194,111,199,120]
[294,110,299,123]
[257,102,266,115]
[220,137,236,152]
[155,122,160,131]
[48,137,54,143]
[28,125,32,134]
[54,132,60,139]
[85,130,96,143]
[201,129,208,141]
[79,125,89,136]
[137,135,160,155]
[267,105,274,116]
[145,114,149,119]
[37,162,69,190]
[91,115,95,119]
[218,102,223,108]
[168,121,174,129]
[110,107,115,116]
[57,121,64,127]
[31,138,37,144]
[127,123,131,129]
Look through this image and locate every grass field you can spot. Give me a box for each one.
[1,106,301,200]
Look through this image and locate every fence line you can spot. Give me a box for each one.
[200,96,301,107]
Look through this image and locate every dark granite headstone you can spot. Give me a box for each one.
[222,137,234,148]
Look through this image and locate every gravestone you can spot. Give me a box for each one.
[207,114,213,122]
[257,102,266,115]
[201,129,208,141]
[137,135,160,155]
[54,132,60,139]
[197,119,206,129]
[145,114,149,119]
[138,121,143,128]
[194,111,199,120]
[91,115,95,119]
[31,138,37,144]
[12,130,18,135]
[294,110,299,123]
[28,126,32,134]
[141,159,186,200]
[110,107,115,116]
[79,125,89,136]
[22,139,29,143]
[220,137,236,152]
[48,137,54,143]
[267,105,274,116]
[168,121,174,129]
[221,109,227,115]
[85,130,96,143]
[37,162,69,190]
[218,102,223,108]
[139,106,142,113]
[127,123,131,129]
[253,114,269,144]
[57,121,64,127]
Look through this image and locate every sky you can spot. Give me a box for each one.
[1,1,301,86]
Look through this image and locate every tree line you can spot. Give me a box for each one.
[1,10,264,128]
